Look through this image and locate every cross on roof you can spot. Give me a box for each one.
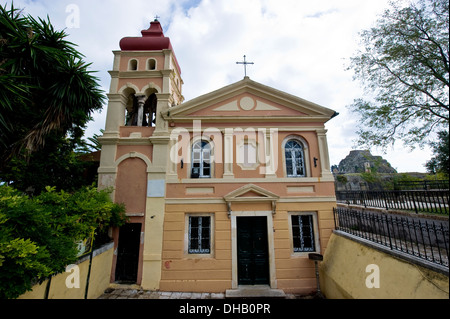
[154,15,160,21]
[236,55,254,78]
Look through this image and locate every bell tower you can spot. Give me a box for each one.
[103,18,183,135]
[99,18,184,190]
[98,19,183,289]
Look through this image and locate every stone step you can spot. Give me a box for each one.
[225,286,286,298]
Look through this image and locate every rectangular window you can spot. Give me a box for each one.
[291,214,315,252]
[188,216,211,254]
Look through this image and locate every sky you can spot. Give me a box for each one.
[4,0,435,172]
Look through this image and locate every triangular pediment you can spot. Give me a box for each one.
[224,184,279,203]
[165,77,336,123]
[186,92,310,117]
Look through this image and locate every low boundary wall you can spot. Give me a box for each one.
[18,242,114,299]
[320,231,449,299]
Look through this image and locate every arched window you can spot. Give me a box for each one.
[147,58,156,70]
[285,140,306,177]
[191,140,211,178]
[129,59,138,71]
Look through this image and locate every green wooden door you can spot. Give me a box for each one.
[237,217,270,285]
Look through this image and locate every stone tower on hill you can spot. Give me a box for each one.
[338,150,397,174]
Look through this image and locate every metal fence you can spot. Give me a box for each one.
[336,190,449,215]
[333,207,449,268]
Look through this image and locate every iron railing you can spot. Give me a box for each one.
[333,207,449,268]
[336,190,449,215]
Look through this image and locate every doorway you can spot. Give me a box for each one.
[237,217,270,285]
[115,223,141,284]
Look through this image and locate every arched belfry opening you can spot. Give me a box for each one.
[123,88,137,126]
[144,93,157,127]
[124,89,158,127]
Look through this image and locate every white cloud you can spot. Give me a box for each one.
[7,0,433,172]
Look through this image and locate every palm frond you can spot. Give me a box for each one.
[0,4,105,165]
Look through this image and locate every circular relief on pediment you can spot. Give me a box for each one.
[239,97,256,111]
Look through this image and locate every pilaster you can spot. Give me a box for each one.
[104,93,127,133]
[160,69,173,94]
[154,93,171,135]
[223,128,234,179]
[141,135,170,290]
[263,128,278,178]
[317,129,334,179]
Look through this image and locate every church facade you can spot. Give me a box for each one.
[98,20,338,295]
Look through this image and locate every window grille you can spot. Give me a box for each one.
[188,216,211,254]
[285,140,306,177]
[291,214,315,252]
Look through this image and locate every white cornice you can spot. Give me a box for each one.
[167,176,336,184]
[166,125,326,132]
[113,50,165,57]
[117,70,173,79]
[164,196,337,205]
[163,115,330,123]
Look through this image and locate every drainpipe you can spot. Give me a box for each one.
[44,276,52,299]
[308,253,324,298]
[84,236,95,299]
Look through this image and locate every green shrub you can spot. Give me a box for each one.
[0,185,126,299]
[336,175,348,184]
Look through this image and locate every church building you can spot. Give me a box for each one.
[98,19,338,296]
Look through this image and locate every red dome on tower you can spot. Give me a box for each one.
[119,19,181,74]
[120,20,173,51]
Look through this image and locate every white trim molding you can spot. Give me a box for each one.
[230,211,277,289]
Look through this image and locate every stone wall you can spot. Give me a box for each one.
[320,232,449,299]
[18,242,114,299]
[334,172,431,191]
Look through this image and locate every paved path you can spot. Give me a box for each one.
[98,287,319,299]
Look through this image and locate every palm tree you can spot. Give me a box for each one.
[0,4,104,167]
[77,129,105,154]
